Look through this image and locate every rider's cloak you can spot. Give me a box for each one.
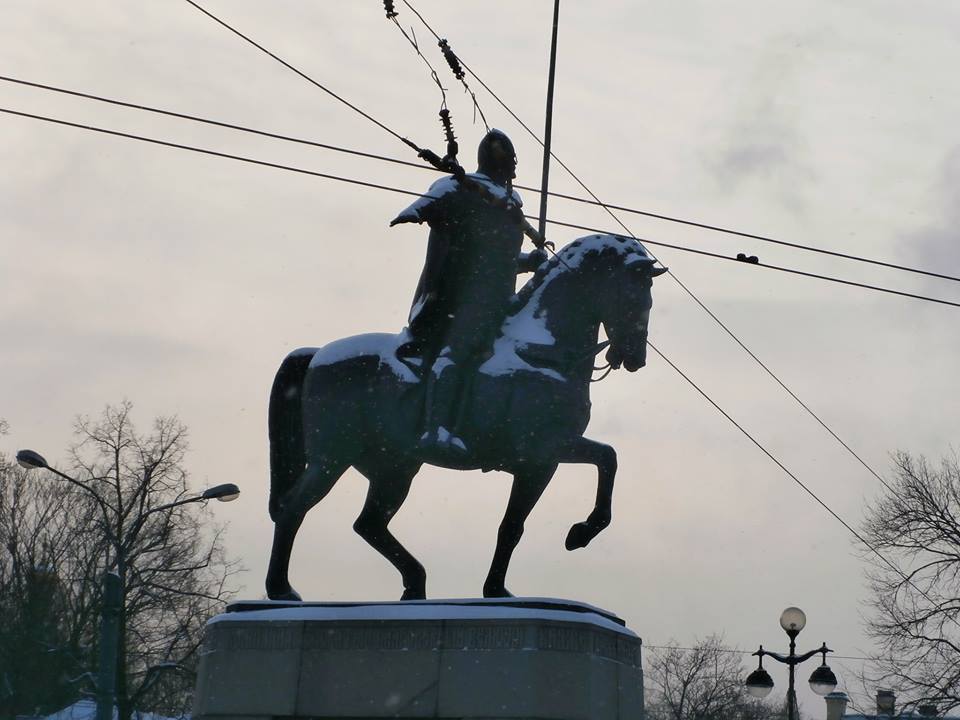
[395,173,526,364]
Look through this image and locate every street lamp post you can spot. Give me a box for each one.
[744,607,838,720]
[15,448,240,720]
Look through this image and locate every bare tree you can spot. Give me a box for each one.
[1,423,99,716]
[860,451,960,714]
[2,404,240,719]
[645,636,784,720]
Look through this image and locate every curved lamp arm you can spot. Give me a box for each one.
[122,483,241,551]
[17,449,119,543]
[755,643,833,666]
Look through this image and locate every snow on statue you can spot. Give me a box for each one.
[264,130,667,601]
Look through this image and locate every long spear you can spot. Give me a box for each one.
[537,0,562,240]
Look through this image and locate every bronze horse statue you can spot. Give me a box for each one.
[265,233,666,600]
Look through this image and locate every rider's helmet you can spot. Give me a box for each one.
[477,129,517,185]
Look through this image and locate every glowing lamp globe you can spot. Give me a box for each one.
[779,606,807,634]
[809,664,838,696]
[745,667,774,698]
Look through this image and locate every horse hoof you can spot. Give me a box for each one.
[483,585,514,599]
[401,587,426,601]
[267,586,303,602]
[565,522,594,550]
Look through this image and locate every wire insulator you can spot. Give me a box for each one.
[439,108,456,144]
[383,0,398,19]
[439,108,458,161]
[438,39,465,81]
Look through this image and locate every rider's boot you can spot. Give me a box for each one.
[418,361,469,457]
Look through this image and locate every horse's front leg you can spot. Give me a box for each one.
[483,463,558,598]
[559,437,616,550]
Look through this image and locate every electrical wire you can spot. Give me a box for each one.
[5,101,955,636]
[541,189,960,285]
[0,74,426,170]
[0,106,425,199]
[3,103,957,317]
[387,15,448,110]
[3,70,953,290]
[393,2,489,130]
[540,217,960,311]
[395,0,909,495]
[646,341,960,637]
[1,7,953,683]
[644,644,874,664]
[643,644,956,673]
[181,0,422,153]
[160,0,960,652]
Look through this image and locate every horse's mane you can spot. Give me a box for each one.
[513,234,653,311]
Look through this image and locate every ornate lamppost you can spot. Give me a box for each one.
[744,607,839,720]
[15,448,240,720]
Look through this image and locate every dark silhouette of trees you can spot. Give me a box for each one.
[645,635,785,720]
[0,434,92,716]
[860,451,960,714]
[0,405,240,719]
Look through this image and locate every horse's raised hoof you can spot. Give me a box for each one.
[483,584,515,599]
[565,521,603,551]
[266,584,303,602]
[401,586,426,601]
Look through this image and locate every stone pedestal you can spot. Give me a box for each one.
[194,597,643,720]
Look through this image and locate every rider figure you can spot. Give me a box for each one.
[391,129,546,456]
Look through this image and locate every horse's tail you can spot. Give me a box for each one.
[268,348,316,521]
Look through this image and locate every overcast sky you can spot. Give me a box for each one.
[2,1,959,715]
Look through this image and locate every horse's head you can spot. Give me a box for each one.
[507,234,666,377]
[600,242,667,372]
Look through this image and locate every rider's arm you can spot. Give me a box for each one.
[390,177,460,228]
[389,210,424,226]
[516,248,548,274]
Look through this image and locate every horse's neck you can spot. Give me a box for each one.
[520,267,602,378]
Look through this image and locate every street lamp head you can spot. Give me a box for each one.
[809,663,838,696]
[745,666,775,699]
[779,606,807,635]
[202,483,240,502]
[16,449,49,470]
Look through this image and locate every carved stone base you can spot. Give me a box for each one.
[193,598,643,720]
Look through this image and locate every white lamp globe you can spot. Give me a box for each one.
[779,607,807,633]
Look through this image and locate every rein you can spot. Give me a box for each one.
[583,340,613,383]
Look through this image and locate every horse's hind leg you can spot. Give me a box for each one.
[483,463,558,598]
[353,458,426,600]
[266,457,349,601]
[559,437,616,551]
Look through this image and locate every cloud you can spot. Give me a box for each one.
[903,147,960,274]
[704,35,818,214]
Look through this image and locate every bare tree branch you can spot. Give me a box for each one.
[1,404,241,718]
[859,451,960,714]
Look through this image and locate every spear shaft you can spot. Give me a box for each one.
[537,0,562,240]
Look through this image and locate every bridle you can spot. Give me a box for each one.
[584,340,613,383]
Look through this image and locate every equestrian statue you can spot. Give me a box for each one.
[265,129,667,601]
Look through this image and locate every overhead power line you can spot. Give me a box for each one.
[0,74,424,170]
[542,190,960,285]
[0,106,424,199]
[394,0,907,496]
[643,644,954,668]
[4,103,959,315]
[5,104,950,636]
[181,0,422,154]
[173,0,960,640]
[646,341,960,638]
[541,217,960,310]
[3,72,955,290]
